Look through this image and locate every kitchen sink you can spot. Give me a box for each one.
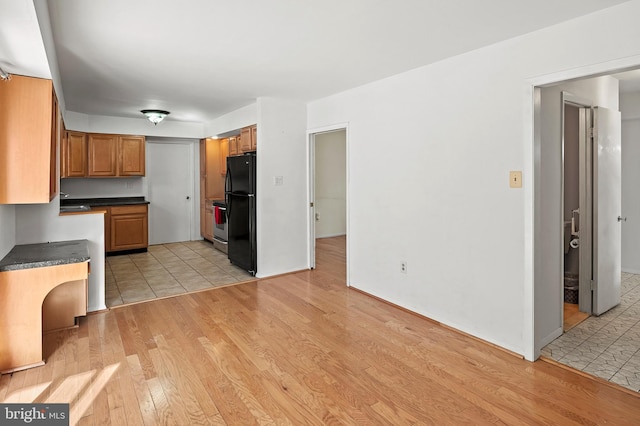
[60,205,91,212]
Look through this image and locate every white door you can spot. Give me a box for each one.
[147,142,193,245]
[593,106,622,315]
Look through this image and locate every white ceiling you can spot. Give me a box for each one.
[1,0,637,124]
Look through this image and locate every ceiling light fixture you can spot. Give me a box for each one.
[140,109,170,125]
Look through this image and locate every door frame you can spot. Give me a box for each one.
[525,54,640,361]
[307,123,350,283]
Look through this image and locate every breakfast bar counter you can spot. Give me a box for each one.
[0,240,90,373]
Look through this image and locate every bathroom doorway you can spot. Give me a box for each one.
[562,92,623,329]
[562,94,591,330]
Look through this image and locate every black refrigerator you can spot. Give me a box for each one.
[225,153,256,275]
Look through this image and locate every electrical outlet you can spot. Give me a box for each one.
[401,261,407,273]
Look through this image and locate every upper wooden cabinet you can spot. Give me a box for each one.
[118,135,145,176]
[239,127,252,152]
[0,75,60,204]
[88,134,118,177]
[219,138,229,176]
[251,125,257,151]
[62,132,145,178]
[237,125,257,155]
[63,131,88,178]
[228,136,238,156]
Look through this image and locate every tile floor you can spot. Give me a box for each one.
[542,272,640,392]
[105,240,254,307]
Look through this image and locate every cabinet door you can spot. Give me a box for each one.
[219,138,229,176]
[239,127,252,152]
[229,136,238,156]
[251,125,257,151]
[199,139,207,238]
[118,135,145,176]
[0,75,54,203]
[110,205,148,251]
[64,131,87,177]
[88,134,118,176]
[204,204,214,241]
[49,90,60,200]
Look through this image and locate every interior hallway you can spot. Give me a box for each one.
[542,272,640,392]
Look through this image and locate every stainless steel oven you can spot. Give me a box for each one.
[212,200,228,254]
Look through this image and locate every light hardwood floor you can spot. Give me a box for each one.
[564,302,590,331]
[1,236,640,424]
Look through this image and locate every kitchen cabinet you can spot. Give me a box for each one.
[0,240,89,372]
[200,140,206,240]
[219,138,229,176]
[118,135,146,176]
[108,204,148,252]
[229,136,238,156]
[238,125,257,154]
[0,75,60,204]
[239,126,251,152]
[88,134,118,176]
[200,138,224,240]
[204,200,214,241]
[49,92,61,198]
[62,131,87,178]
[251,125,257,151]
[63,132,145,177]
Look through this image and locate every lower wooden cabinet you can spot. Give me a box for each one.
[204,202,214,241]
[100,204,149,253]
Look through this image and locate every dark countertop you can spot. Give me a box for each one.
[61,196,149,207]
[0,240,90,272]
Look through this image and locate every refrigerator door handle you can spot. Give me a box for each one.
[225,167,231,193]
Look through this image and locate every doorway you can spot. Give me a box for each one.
[562,95,592,330]
[533,73,625,360]
[147,141,194,245]
[308,126,348,280]
[560,94,622,326]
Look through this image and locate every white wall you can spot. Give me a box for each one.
[204,103,257,137]
[61,178,145,199]
[621,91,640,273]
[0,205,16,259]
[315,131,346,238]
[307,1,640,358]
[256,97,308,277]
[15,198,106,312]
[536,77,619,353]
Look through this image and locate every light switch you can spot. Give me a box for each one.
[274,176,284,186]
[509,171,522,188]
